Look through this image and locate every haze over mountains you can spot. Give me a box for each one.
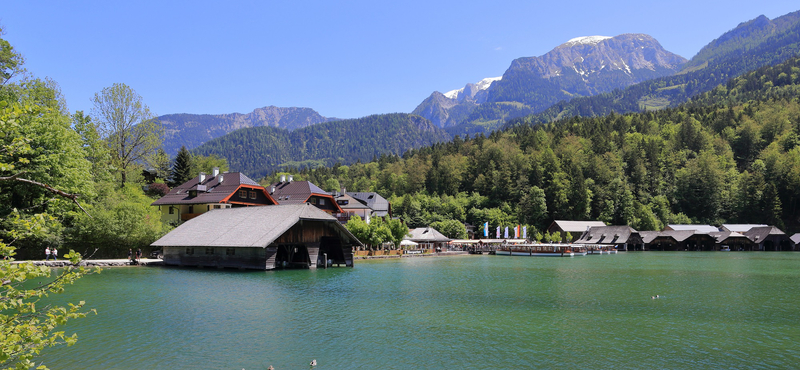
[157,9,800,178]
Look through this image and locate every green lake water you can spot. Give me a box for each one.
[36,253,800,369]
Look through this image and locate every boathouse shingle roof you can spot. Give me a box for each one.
[151,203,362,248]
[665,224,719,233]
[549,220,607,233]
[576,225,640,245]
[405,227,451,243]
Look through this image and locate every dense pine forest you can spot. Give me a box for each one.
[294,57,800,235]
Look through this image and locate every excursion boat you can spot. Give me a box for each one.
[587,248,618,255]
[495,243,587,257]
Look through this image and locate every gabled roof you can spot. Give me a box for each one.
[665,224,719,233]
[640,230,696,244]
[405,227,451,243]
[549,220,607,233]
[711,231,752,245]
[151,203,362,248]
[744,226,787,243]
[270,180,326,202]
[152,172,274,206]
[722,224,768,233]
[335,193,371,211]
[576,225,640,245]
[348,192,390,216]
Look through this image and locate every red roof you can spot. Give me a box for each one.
[152,172,277,206]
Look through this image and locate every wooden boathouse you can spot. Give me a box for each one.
[151,203,362,270]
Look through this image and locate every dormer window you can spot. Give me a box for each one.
[189,190,197,198]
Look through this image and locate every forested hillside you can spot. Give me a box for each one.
[192,113,450,179]
[511,11,800,127]
[160,106,336,156]
[296,57,800,235]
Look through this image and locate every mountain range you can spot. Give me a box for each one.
[191,113,450,179]
[157,9,800,180]
[159,106,337,156]
[412,33,686,133]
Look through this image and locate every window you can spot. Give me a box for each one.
[239,189,248,198]
[169,207,175,215]
[205,248,214,255]
[319,198,325,205]
[188,205,194,213]
[249,191,257,199]
[185,248,194,255]
[311,198,317,204]
[226,248,235,255]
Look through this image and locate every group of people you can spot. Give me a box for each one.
[128,248,142,264]
[44,246,58,260]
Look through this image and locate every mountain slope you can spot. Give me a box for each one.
[160,106,337,155]
[414,33,685,134]
[192,113,450,179]
[510,10,800,127]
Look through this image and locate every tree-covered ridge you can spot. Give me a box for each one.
[299,57,800,235]
[509,13,800,127]
[159,106,337,156]
[685,11,800,70]
[192,113,451,180]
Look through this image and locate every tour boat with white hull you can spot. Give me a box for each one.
[495,243,587,257]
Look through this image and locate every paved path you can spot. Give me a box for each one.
[12,258,163,267]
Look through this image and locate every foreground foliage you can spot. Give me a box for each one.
[0,214,96,370]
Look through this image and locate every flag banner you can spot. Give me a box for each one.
[504,227,509,238]
[523,226,527,239]
[484,222,489,237]
[496,226,500,238]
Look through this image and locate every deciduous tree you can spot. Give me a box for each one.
[92,83,163,187]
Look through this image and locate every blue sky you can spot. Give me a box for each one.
[2,1,798,119]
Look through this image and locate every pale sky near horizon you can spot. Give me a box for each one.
[2,1,798,119]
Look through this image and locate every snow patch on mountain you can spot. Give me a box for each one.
[444,76,502,99]
[564,35,612,46]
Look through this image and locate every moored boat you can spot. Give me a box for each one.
[495,243,586,257]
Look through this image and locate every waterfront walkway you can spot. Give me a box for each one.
[12,258,163,267]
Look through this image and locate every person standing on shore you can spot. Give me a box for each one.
[136,248,142,263]
[128,248,133,262]
[52,247,58,260]
[45,246,51,260]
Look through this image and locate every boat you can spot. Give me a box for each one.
[495,243,586,257]
[587,247,618,255]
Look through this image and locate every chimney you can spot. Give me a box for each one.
[213,167,220,177]
[280,175,286,183]
[218,173,224,183]
[199,172,206,183]
[288,175,293,182]
[341,187,346,194]
[271,186,276,194]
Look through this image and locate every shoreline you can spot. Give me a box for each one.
[11,259,164,267]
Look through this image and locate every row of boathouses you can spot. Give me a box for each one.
[570,223,796,251]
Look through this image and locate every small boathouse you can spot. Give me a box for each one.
[151,203,362,270]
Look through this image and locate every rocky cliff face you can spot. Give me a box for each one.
[159,106,336,155]
[497,33,687,98]
[414,34,686,128]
